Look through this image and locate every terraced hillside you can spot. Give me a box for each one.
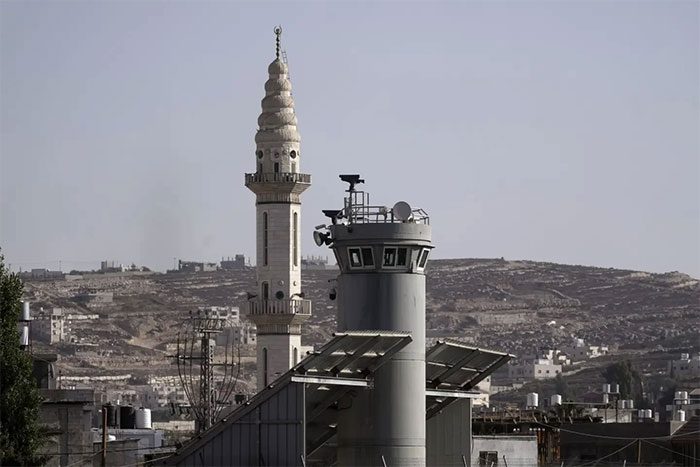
[21,259,699,384]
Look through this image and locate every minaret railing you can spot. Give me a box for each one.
[245,172,311,184]
[248,298,312,316]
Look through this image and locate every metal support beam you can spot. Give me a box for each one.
[290,375,370,387]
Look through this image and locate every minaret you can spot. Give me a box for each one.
[245,27,312,390]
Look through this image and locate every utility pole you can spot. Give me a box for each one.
[101,405,108,467]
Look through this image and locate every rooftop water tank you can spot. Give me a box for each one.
[120,406,136,429]
[611,384,619,394]
[602,394,609,404]
[526,392,539,408]
[20,325,29,346]
[644,409,652,419]
[678,410,686,422]
[602,383,611,394]
[550,394,562,406]
[135,408,152,429]
[105,404,120,428]
[627,399,634,409]
[21,302,30,321]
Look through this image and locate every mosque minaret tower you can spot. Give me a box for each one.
[245,27,312,390]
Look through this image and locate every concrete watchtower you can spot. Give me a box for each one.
[316,176,433,466]
[245,28,312,390]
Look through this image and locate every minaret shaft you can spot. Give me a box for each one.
[245,35,311,390]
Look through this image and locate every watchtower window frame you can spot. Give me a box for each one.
[347,247,375,269]
[382,246,409,269]
[415,248,430,271]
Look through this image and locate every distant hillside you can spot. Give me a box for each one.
[21,259,699,379]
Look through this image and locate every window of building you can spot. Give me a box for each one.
[415,248,430,271]
[362,248,374,267]
[293,347,298,365]
[263,212,269,266]
[383,247,397,267]
[256,150,263,159]
[274,162,280,173]
[397,248,408,266]
[349,248,362,268]
[382,247,409,268]
[290,150,297,159]
[291,162,296,173]
[293,212,298,267]
[262,282,269,300]
[258,163,263,173]
[479,451,498,466]
[348,247,374,269]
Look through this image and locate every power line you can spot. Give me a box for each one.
[533,419,700,440]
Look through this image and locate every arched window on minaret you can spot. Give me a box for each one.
[263,212,269,266]
[274,162,280,173]
[293,212,299,267]
[293,347,298,365]
[262,347,268,386]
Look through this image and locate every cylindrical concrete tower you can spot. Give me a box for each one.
[245,28,311,390]
[319,177,432,466]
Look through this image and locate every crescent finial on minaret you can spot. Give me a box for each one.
[274,26,282,59]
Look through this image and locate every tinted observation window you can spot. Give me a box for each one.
[418,249,429,269]
[361,248,374,267]
[349,248,362,268]
[383,248,397,267]
[397,248,407,266]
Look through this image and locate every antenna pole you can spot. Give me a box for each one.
[101,405,107,467]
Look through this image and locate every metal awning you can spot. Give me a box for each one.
[294,330,413,379]
[425,340,513,419]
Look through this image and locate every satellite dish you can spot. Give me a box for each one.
[392,201,413,221]
[313,231,325,247]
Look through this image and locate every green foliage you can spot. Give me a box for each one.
[0,250,45,466]
[601,360,643,402]
[554,373,571,400]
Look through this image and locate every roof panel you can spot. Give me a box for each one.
[426,339,514,390]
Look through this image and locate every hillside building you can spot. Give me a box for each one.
[220,254,247,270]
[669,353,700,380]
[32,308,67,344]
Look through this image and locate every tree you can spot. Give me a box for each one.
[554,373,571,400]
[601,360,643,403]
[0,250,45,465]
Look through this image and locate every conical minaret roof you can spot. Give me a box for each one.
[255,41,300,146]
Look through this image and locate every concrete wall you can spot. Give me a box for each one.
[471,436,537,467]
[39,389,95,467]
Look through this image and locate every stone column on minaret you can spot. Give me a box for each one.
[244,28,312,390]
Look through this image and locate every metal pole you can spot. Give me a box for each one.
[502,455,508,467]
[101,406,108,467]
[637,439,641,464]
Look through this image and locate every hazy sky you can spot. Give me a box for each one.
[1,1,698,276]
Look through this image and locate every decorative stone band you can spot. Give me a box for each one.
[255,323,303,335]
[255,192,301,204]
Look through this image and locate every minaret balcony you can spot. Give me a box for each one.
[245,172,311,194]
[247,298,312,318]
